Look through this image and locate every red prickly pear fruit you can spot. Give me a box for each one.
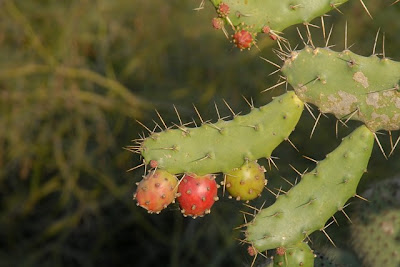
[217,2,230,17]
[177,174,218,217]
[212,17,224,30]
[134,170,178,214]
[225,161,266,201]
[232,30,254,50]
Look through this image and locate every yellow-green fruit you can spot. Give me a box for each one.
[225,161,266,201]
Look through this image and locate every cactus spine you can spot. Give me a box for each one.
[246,125,374,250]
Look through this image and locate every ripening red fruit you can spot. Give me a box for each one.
[177,173,219,218]
[233,29,254,50]
[134,170,178,214]
[225,161,266,201]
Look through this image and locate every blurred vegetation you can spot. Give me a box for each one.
[0,0,399,266]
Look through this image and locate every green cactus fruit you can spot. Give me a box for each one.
[209,0,348,41]
[246,125,374,251]
[224,161,267,201]
[140,92,303,175]
[134,170,179,214]
[281,46,400,131]
[272,242,314,267]
[351,178,400,267]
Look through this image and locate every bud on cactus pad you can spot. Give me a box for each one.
[233,29,255,50]
[177,174,219,218]
[212,17,224,30]
[225,161,266,201]
[134,170,179,213]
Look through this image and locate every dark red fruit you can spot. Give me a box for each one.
[134,170,178,214]
[177,173,218,218]
[217,2,230,17]
[233,29,254,50]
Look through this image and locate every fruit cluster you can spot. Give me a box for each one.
[134,161,267,218]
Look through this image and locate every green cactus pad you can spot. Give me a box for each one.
[282,46,400,131]
[273,242,314,267]
[140,92,303,175]
[210,0,348,34]
[351,178,400,267]
[246,125,374,251]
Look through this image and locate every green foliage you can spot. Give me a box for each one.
[0,0,251,266]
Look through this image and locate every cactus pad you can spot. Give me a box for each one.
[209,0,349,37]
[246,125,374,250]
[140,92,303,175]
[272,242,314,267]
[351,178,400,267]
[282,46,400,131]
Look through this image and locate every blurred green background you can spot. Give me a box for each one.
[0,0,399,266]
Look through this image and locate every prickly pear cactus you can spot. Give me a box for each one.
[246,125,374,250]
[351,177,400,267]
[128,2,400,266]
[209,0,349,43]
[140,92,303,175]
[282,46,400,131]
